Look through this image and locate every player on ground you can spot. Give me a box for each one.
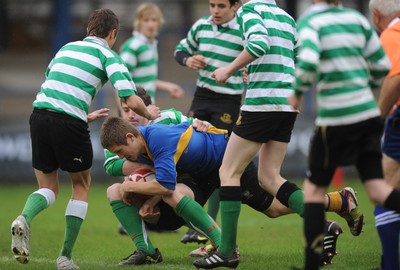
[101,113,361,267]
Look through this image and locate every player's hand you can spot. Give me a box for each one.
[87,108,110,123]
[165,82,185,98]
[242,67,248,84]
[120,179,136,205]
[287,94,303,111]
[139,202,160,218]
[193,118,210,132]
[211,67,231,84]
[186,55,206,71]
[146,105,161,120]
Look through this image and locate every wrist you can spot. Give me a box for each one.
[183,57,188,66]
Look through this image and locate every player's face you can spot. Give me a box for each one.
[209,0,238,25]
[139,14,160,40]
[121,103,148,127]
[108,134,142,161]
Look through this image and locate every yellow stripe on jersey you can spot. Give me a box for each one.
[206,126,228,134]
[174,125,193,164]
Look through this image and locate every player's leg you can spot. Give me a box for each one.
[373,154,400,269]
[163,189,221,249]
[359,121,400,211]
[107,183,160,265]
[302,125,337,270]
[303,179,329,270]
[51,112,94,270]
[193,133,257,269]
[11,110,59,264]
[11,169,57,264]
[56,169,90,270]
[258,140,305,217]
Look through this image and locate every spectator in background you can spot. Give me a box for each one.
[10,8,160,270]
[370,0,400,269]
[289,0,400,269]
[119,3,184,105]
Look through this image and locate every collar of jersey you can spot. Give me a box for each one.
[84,36,109,48]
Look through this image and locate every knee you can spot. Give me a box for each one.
[263,207,280,218]
[107,183,122,202]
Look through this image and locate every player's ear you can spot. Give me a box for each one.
[126,133,136,144]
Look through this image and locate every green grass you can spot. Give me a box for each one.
[0,181,381,270]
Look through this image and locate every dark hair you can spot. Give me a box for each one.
[87,8,120,38]
[100,117,140,149]
[229,0,240,5]
[327,0,341,4]
[136,86,152,106]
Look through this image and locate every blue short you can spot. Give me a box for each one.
[382,118,400,162]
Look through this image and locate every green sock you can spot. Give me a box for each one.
[60,215,83,259]
[219,200,241,257]
[176,196,221,247]
[21,193,49,226]
[288,189,304,217]
[207,189,220,221]
[111,200,155,253]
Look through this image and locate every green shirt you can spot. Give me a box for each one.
[120,31,158,100]
[34,36,137,122]
[295,3,390,126]
[175,16,244,95]
[237,0,298,112]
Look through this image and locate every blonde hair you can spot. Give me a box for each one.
[133,3,165,32]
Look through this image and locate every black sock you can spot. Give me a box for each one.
[384,189,400,213]
[304,203,325,270]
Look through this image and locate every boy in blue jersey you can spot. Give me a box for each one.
[101,115,357,267]
[101,117,226,265]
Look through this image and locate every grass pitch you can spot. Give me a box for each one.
[0,180,381,269]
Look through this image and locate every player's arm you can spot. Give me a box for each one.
[121,178,171,196]
[125,95,160,120]
[104,149,153,176]
[155,79,185,98]
[87,108,109,123]
[379,74,400,118]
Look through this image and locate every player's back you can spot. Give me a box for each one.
[296,6,389,126]
[35,36,122,121]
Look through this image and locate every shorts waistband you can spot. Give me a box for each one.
[33,108,85,124]
[195,87,242,101]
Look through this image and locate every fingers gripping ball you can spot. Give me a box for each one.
[126,169,156,201]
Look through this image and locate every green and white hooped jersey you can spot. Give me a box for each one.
[237,0,298,112]
[103,108,194,177]
[33,36,137,122]
[175,16,244,95]
[295,4,390,126]
[120,31,158,100]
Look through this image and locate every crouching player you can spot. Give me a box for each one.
[100,117,362,267]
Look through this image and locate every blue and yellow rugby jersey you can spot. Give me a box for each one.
[137,122,228,190]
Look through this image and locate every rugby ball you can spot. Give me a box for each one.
[127,169,156,183]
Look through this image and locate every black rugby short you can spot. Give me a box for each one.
[233,111,297,143]
[30,108,93,173]
[308,117,384,186]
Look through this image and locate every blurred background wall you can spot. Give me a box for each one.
[0,0,370,182]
